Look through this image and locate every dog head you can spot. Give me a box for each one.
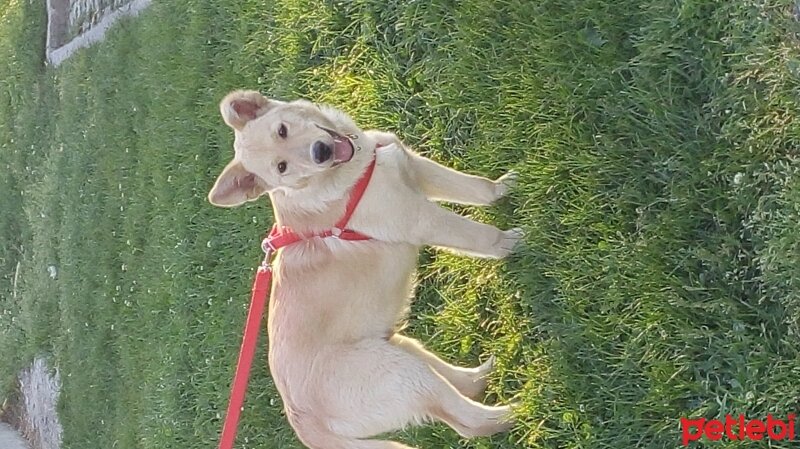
[208,90,364,207]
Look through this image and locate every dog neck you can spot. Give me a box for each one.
[269,144,376,234]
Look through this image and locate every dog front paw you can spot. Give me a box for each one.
[493,171,518,201]
[490,227,525,258]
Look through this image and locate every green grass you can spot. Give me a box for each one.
[1,0,800,448]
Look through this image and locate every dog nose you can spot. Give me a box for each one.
[312,141,333,164]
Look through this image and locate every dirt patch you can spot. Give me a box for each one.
[1,386,23,429]
[0,422,30,449]
[1,358,62,449]
[2,384,29,449]
[46,0,153,66]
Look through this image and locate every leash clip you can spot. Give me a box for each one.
[260,250,273,270]
[260,238,275,269]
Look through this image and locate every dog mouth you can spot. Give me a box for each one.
[316,125,356,166]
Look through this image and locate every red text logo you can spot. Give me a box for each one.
[681,414,796,446]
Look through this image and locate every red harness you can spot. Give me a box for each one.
[261,155,376,251]
[217,151,377,449]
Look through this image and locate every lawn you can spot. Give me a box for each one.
[1,0,799,448]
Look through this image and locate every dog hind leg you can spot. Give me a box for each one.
[427,377,515,438]
[289,409,418,449]
[314,340,513,442]
[390,334,494,400]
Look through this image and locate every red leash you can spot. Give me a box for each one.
[217,261,272,449]
[217,151,377,449]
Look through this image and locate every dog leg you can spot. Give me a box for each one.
[308,340,513,443]
[387,336,513,437]
[427,373,515,438]
[409,202,524,258]
[408,154,516,206]
[288,410,418,449]
[390,334,494,399]
[365,130,515,205]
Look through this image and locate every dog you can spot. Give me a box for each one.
[208,90,523,449]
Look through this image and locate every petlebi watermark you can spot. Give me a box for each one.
[681,414,797,446]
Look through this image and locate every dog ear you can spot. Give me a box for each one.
[220,90,274,130]
[208,159,269,207]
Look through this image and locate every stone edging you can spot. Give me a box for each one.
[46,0,153,66]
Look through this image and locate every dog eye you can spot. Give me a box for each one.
[278,124,288,139]
[277,161,288,174]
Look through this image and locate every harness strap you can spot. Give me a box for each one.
[334,155,376,231]
[262,150,378,252]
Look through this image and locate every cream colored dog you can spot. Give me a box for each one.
[208,90,523,449]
